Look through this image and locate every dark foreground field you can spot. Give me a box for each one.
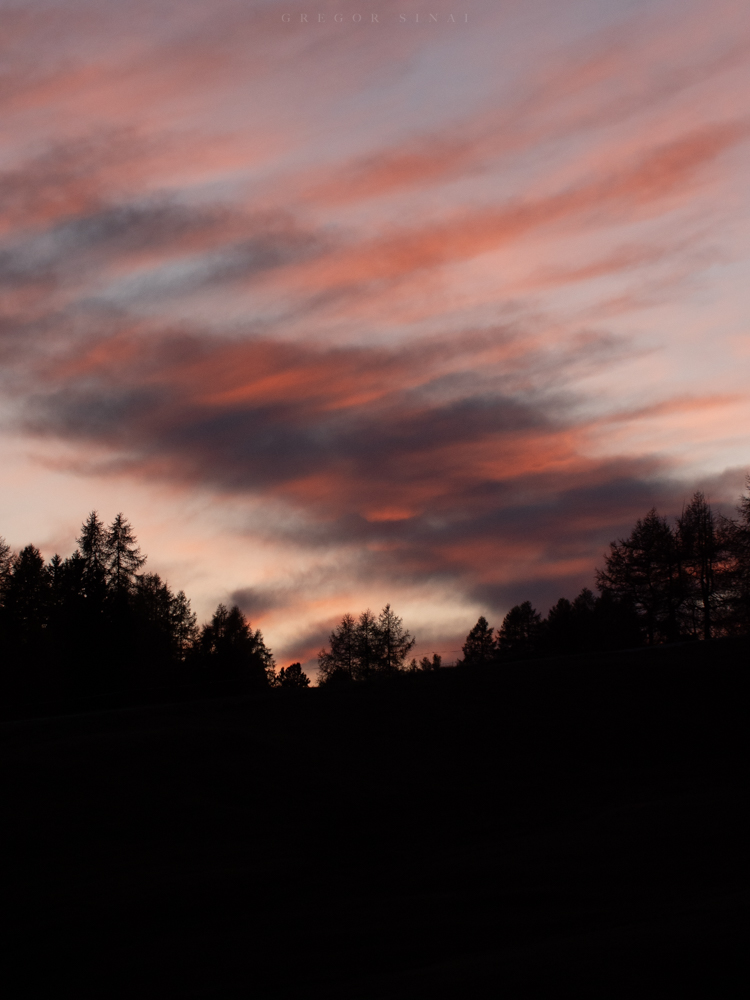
[4,638,750,998]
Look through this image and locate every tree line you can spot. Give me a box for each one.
[316,605,442,685]
[0,511,308,708]
[458,487,750,666]
[2,483,750,707]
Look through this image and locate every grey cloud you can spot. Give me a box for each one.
[230,585,291,617]
[0,196,323,303]
[26,367,553,494]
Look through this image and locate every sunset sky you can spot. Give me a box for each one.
[2,0,750,674]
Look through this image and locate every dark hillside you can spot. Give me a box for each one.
[4,637,750,997]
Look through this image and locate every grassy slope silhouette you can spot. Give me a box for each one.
[5,636,750,997]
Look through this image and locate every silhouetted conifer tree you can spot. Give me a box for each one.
[170,589,198,662]
[0,546,52,699]
[677,492,725,640]
[198,604,272,692]
[545,598,577,655]
[375,604,415,673]
[460,616,497,666]
[59,550,86,602]
[407,654,442,672]
[131,572,177,675]
[591,589,642,650]
[77,511,108,604]
[542,587,640,656]
[596,509,683,644]
[276,662,310,688]
[318,612,359,684]
[4,545,50,644]
[355,609,380,680]
[318,605,415,683]
[106,514,146,594]
[496,601,543,659]
[568,588,598,651]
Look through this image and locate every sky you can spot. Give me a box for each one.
[2,0,750,675]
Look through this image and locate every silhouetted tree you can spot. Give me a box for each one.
[545,598,577,655]
[0,546,52,699]
[318,612,359,684]
[131,572,176,673]
[58,550,86,604]
[460,616,496,666]
[407,653,442,672]
[677,492,726,640]
[496,601,543,659]
[170,589,198,662]
[714,477,750,635]
[105,514,146,594]
[734,478,750,630]
[536,586,641,657]
[197,603,272,692]
[375,604,415,673]
[589,589,642,651]
[571,588,602,650]
[3,545,50,645]
[354,609,380,680]
[77,511,108,605]
[596,509,684,644]
[318,605,416,683]
[0,514,281,706]
[0,536,11,590]
[276,662,310,688]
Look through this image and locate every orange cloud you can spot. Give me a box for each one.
[251,121,747,318]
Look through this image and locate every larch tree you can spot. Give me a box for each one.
[318,605,417,683]
[170,589,198,662]
[77,511,108,604]
[677,492,725,640]
[199,603,272,691]
[318,612,359,683]
[354,609,380,680]
[106,513,146,594]
[496,602,543,659]
[460,616,497,666]
[376,604,415,673]
[596,509,683,645]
